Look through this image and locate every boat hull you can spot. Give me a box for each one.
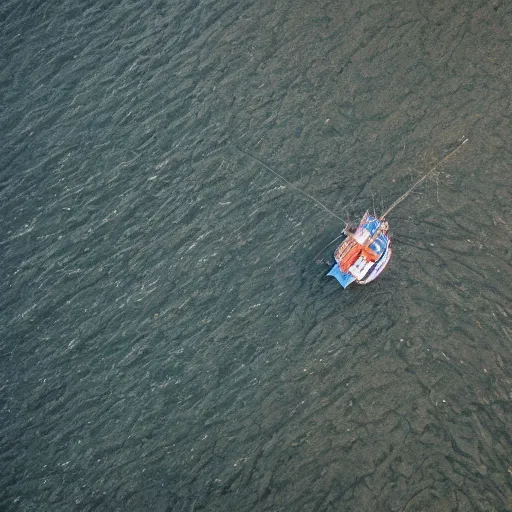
[327,212,392,288]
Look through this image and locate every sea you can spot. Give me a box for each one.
[1,0,511,510]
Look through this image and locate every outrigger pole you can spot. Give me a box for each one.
[233,137,469,258]
[232,145,346,223]
[379,137,468,220]
[360,137,469,249]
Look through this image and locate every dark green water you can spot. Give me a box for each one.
[1,0,511,510]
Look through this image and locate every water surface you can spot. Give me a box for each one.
[1,0,511,510]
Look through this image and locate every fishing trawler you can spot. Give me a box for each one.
[327,212,392,288]
[326,137,468,288]
[234,136,467,290]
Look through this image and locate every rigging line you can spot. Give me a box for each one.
[379,137,468,220]
[313,233,346,261]
[232,144,346,223]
